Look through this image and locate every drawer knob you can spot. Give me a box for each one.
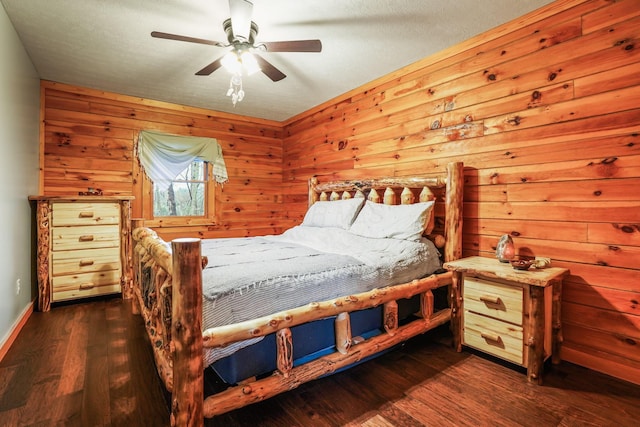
[479,294,501,305]
[79,211,95,218]
[79,235,95,242]
[79,259,94,266]
[79,282,95,290]
[480,331,502,343]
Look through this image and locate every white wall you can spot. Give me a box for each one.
[0,5,40,348]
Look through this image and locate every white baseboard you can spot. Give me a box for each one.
[0,300,34,362]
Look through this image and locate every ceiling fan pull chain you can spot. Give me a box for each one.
[227,73,244,106]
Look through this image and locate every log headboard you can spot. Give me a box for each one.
[308,161,464,262]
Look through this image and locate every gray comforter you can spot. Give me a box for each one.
[201,225,441,365]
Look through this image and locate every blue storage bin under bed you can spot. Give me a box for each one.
[211,294,426,384]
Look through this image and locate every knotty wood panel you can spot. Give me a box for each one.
[40,81,285,239]
[282,0,640,384]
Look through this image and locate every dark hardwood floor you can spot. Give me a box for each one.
[1,296,638,426]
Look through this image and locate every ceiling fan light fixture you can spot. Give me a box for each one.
[221,50,242,74]
[221,47,260,106]
[240,51,260,75]
[221,48,260,76]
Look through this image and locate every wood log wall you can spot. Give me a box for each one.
[40,80,285,240]
[282,0,640,384]
[38,0,639,385]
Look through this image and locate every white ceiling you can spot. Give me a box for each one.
[1,0,554,122]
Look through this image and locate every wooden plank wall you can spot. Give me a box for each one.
[40,81,285,240]
[282,0,640,384]
[38,0,639,386]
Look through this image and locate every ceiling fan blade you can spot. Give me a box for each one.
[151,31,225,47]
[229,0,253,41]
[195,57,224,76]
[254,55,286,82]
[261,40,322,53]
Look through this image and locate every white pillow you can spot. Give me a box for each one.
[349,201,435,241]
[301,197,365,229]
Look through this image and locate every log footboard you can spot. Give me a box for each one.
[201,272,454,417]
[132,227,175,392]
[133,234,457,421]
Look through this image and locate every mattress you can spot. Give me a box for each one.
[199,225,442,366]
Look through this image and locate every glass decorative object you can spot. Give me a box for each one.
[496,234,515,263]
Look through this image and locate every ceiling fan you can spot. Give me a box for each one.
[151,0,322,83]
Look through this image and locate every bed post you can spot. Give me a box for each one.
[444,161,463,263]
[130,219,144,315]
[444,161,464,352]
[309,176,319,206]
[171,238,204,427]
[120,199,133,300]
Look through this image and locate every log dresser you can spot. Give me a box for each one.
[443,256,569,384]
[28,196,134,312]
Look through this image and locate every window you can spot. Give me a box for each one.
[136,130,228,226]
[153,160,207,217]
[142,159,220,226]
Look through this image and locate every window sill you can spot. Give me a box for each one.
[142,217,218,228]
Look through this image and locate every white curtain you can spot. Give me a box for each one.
[137,130,228,190]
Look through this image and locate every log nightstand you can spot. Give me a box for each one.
[444,256,569,384]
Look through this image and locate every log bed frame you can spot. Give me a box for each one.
[131,161,464,426]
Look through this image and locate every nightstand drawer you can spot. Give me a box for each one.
[464,277,523,325]
[52,202,120,226]
[464,311,523,364]
[51,224,120,251]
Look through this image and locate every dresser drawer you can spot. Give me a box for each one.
[464,277,523,325]
[51,224,120,251]
[52,283,122,302]
[52,202,120,226]
[464,311,523,364]
[52,269,122,302]
[52,247,121,276]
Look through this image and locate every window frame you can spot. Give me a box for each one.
[141,160,220,228]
